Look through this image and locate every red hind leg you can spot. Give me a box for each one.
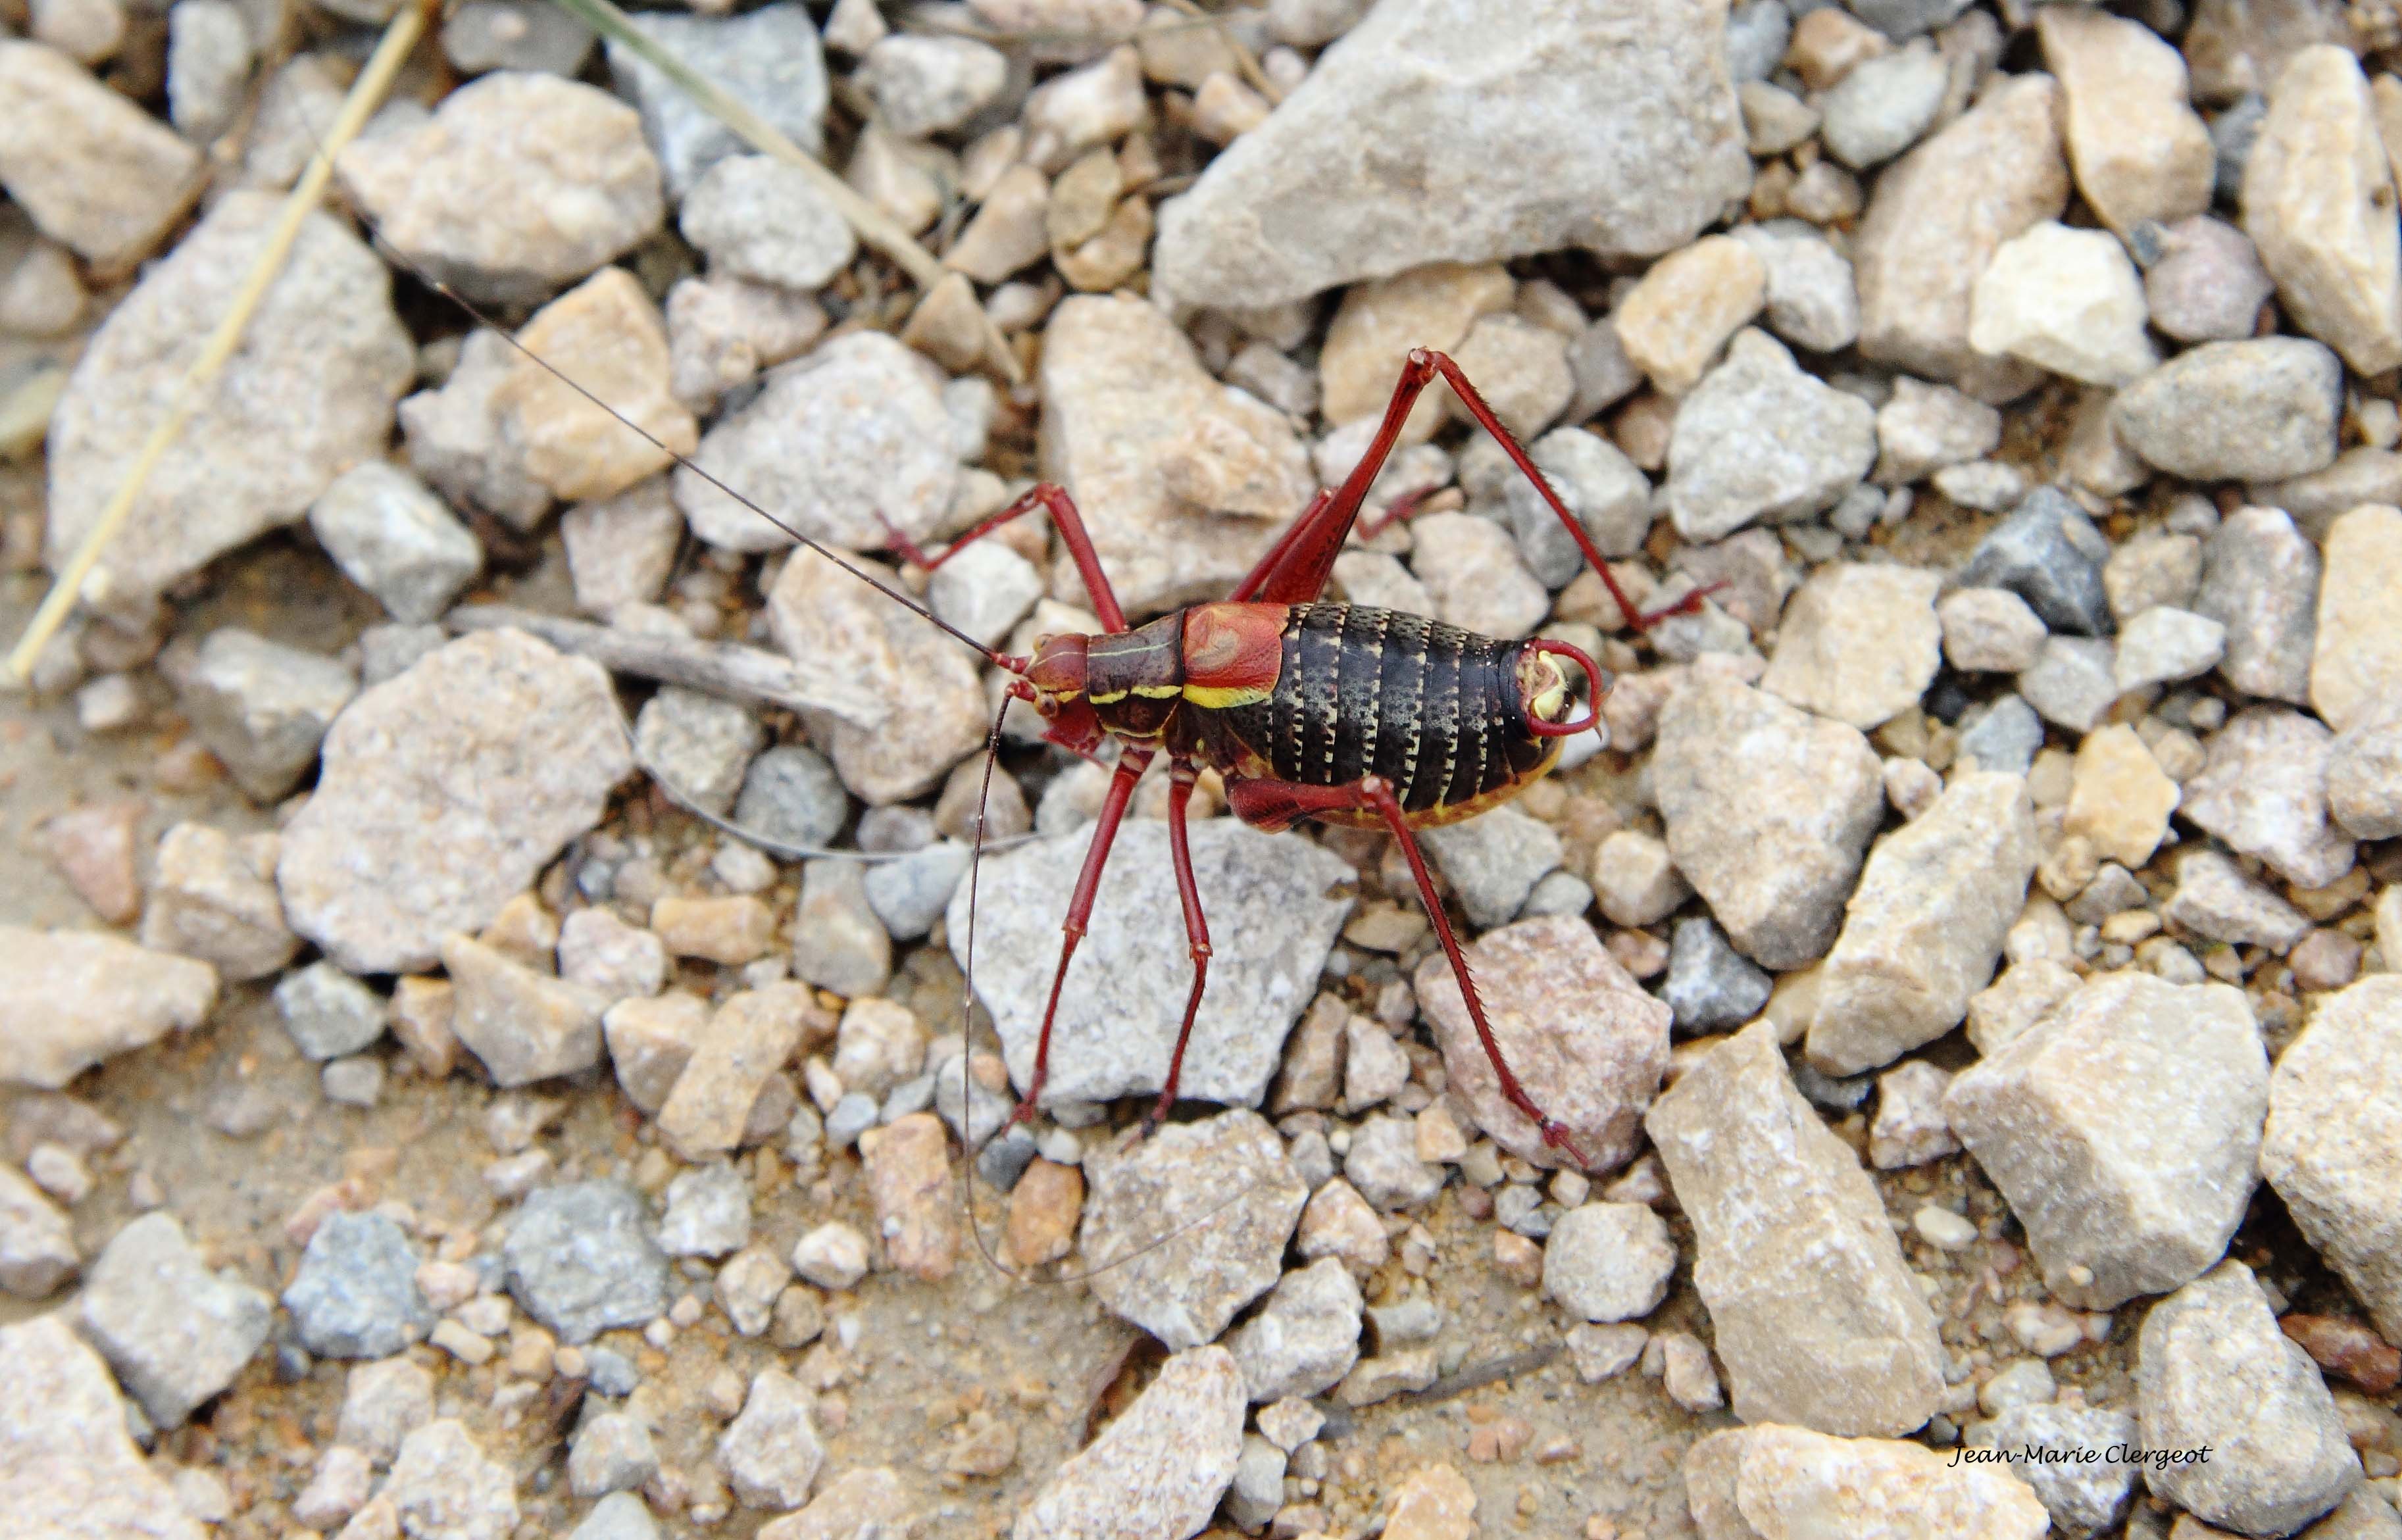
[1008,747,1150,1123]
[1222,774,1591,1166]
[1238,348,1714,630]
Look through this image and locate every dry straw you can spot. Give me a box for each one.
[3,0,432,685]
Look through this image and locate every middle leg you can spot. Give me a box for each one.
[1222,774,1593,1166]
[1144,759,1214,1133]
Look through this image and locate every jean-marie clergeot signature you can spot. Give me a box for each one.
[1948,1443,2211,1470]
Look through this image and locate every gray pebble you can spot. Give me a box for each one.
[276,962,388,1062]
[1820,41,1947,170]
[792,859,892,997]
[1421,805,1563,930]
[634,687,763,818]
[824,1092,880,1149]
[282,1211,432,1360]
[1788,1058,1874,1112]
[586,1345,641,1398]
[976,1124,1039,1191]
[356,622,447,686]
[443,0,596,76]
[1973,1403,2139,1537]
[1959,487,2114,638]
[2018,637,2120,733]
[657,1162,750,1259]
[309,462,482,625]
[1518,869,1595,920]
[605,2,828,196]
[2209,95,2265,205]
[734,745,848,849]
[321,1056,385,1108]
[172,628,357,803]
[1723,0,1791,81]
[862,841,972,941]
[79,1212,272,1429]
[572,1491,662,1540]
[1661,916,1772,1033]
[503,1181,668,1344]
[2109,337,2341,485]
[678,155,855,293]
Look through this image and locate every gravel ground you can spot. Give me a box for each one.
[5,1,2402,1539]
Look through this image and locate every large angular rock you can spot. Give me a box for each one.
[2109,337,2342,484]
[503,1181,669,1344]
[604,3,826,197]
[0,926,216,1089]
[336,72,663,305]
[2036,6,2214,235]
[2196,505,2320,704]
[2180,707,2355,890]
[0,1314,206,1540]
[765,551,980,807]
[0,40,203,271]
[1647,1022,1945,1437]
[676,332,954,555]
[1651,669,1886,970]
[1807,772,2038,1077]
[278,631,636,976]
[44,192,411,605]
[1149,0,1748,310]
[172,628,357,803]
[1036,294,1313,614]
[2261,977,2402,1343]
[1011,1347,1244,1540]
[1758,562,1943,730]
[1855,73,2066,395]
[2241,46,2402,374]
[1413,914,1671,1171]
[78,1212,272,1429]
[441,935,609,1089]
[1684,1424,2049,1540]
[2138,1261,2360,1537]
[1078,1110,1308,1351]
[2312,504,2402,735]
[1664,329,1878,543]
[2330,701,2402,839]
[1944,974,2267,1310]
[949,819,1351,1108]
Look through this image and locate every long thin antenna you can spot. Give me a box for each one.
[378,239,1011,667]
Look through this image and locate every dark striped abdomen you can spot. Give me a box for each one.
[1210,603,1548,814]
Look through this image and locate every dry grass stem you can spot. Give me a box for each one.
[3,0,434,685]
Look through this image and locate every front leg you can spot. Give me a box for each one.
[1007,746,1151,1123]
[1222,774,1593,1166]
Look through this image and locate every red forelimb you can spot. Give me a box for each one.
[1007,747,1151,1125]
[1222,773,1592,1167]
[885,482,1130,634]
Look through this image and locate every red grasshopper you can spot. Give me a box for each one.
[879,348,1704,1167]
[438,284,1697,1168]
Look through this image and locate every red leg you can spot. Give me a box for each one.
[1222,774,1591,1166]
[1009,747,1153,1122]
[1239,349,1709,633]
[1145,760,1213,1133]
[886,483,1128,633]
